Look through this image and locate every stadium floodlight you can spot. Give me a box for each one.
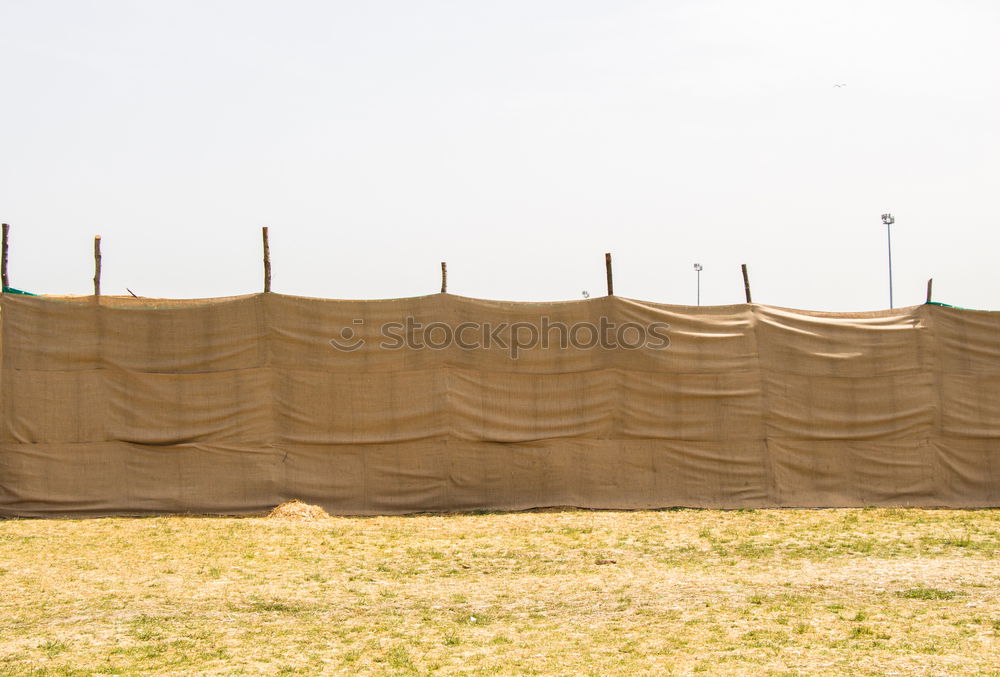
[881,213,895,309]
[693,263,703,306]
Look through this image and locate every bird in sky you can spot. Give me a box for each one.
[833,83,847,88]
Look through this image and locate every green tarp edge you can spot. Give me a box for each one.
[925,301,984,311]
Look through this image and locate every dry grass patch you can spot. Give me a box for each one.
[266,500,331,522]
[1,508,1000,675]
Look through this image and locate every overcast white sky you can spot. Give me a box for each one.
[1,0,997,309]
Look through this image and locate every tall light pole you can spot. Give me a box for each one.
[881,213,895,309]
[693,263,703,306]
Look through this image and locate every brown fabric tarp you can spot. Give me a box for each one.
[1,293,998,516]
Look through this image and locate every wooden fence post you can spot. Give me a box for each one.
[605,253,613,296]
[926,278,933,303]
[1,223,9,292]
[262,227,271,293]
[440,262,447,293]
[93,236,102,296]
[741,263,752,303]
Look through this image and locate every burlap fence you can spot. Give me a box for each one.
[1,293,997,516]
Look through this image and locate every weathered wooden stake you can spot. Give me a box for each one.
[93,236,102,296]
[1,223,9,292]
[440,262,448,293]
[605,253,614,296]
[262,226,271,293]
[741,263,752,303]
[926,278,933,303]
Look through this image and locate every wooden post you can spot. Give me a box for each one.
[605,253,613,296]
[440,262,447,293]
[262,226,271,293]
[93,236,102,296]
[926,278,933,303]
[1,223,9,292]
[741,263,752,303]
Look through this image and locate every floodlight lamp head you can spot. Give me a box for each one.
[693,263,703,272]
[581,290,590,299]
[881,213,895,226]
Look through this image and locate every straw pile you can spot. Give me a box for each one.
[266,499,330,521]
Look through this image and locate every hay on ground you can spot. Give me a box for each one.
[266,500,330,521]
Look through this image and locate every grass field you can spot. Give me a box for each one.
[2,508,1000,676]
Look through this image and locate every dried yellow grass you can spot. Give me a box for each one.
[266,499,331,521]
[1,508,999,675]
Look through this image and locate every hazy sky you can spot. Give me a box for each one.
[2,0,997,309]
